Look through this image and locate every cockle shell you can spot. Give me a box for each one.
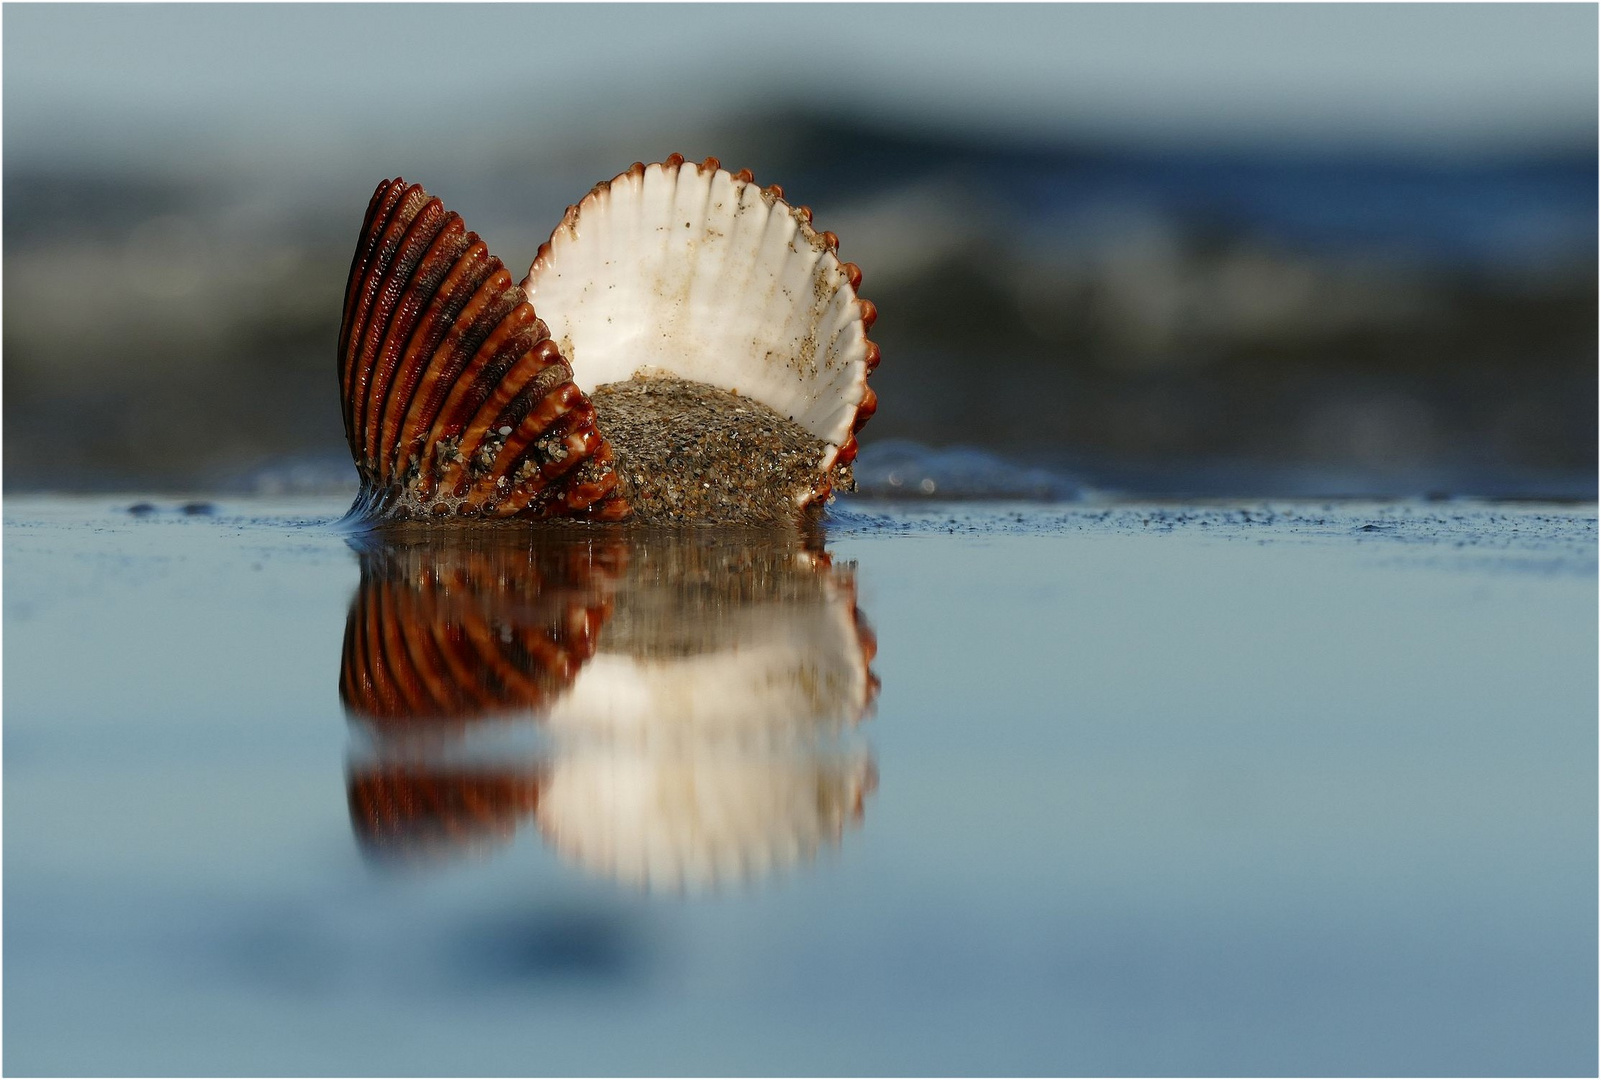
[337,179,628,523]
[524,154,880,502]
[336,159,879,523]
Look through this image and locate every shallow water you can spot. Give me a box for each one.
[5,496,1596,1076]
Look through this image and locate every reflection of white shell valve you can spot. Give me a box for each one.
[544,566,874,740]
[537,749,875,891]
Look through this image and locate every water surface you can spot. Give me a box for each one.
[5,497,1596,1075]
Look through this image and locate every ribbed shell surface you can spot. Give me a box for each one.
[337,178,628,523]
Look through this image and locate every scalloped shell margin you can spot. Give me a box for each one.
[522,154,880,504]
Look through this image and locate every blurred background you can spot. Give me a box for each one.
[4,3,1596,498]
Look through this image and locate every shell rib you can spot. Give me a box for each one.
[338,178,629,523]
[522,155,880,499]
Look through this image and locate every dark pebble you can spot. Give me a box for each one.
[127,502,157,516]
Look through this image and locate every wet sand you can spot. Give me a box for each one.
[3,495,1595,1075]
[591,377,839,524]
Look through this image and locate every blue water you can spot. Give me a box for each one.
[789,129,1599,274]
[4,497,1596,1075]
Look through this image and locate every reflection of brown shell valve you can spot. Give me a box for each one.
[338,539,625,730]
[349,766,540,861]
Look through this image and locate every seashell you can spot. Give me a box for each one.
[337,178,629,523]
[338,161,879,523]
[523,155,880,508]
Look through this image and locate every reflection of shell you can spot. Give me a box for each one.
[337,529,882,888]
[536,749,876,892]
[547,541,879,741]
[338,536,627,731]
[338,179,629,523]
[347,765,540,862]
[337,530,876,739]
[344,751,876,888]
[523,155,879,502]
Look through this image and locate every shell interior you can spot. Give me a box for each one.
[523,159,876,476]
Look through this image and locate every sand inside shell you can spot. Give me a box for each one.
[592,377,842,524]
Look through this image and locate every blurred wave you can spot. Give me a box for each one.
[851,440,1085,501]
[4,13,1594,500]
